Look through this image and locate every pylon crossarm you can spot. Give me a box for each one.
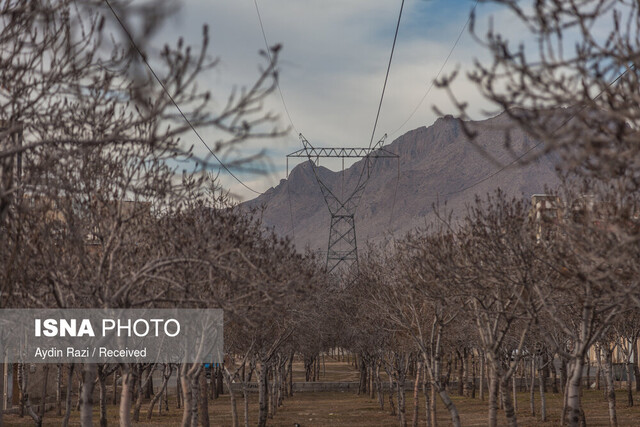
[288,134,396,159]
[371,134,387,151]
[287,133,397,276]
[287,147,397,158]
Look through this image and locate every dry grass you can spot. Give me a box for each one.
[5,360,640,426]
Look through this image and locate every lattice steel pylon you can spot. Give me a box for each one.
[287,134,398,275]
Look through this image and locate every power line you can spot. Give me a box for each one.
[369,0,405,149]
[389,0,479,138]
[285,181,296,241]
[349,0,406,216]
[387,0,477,228]
[385,63,635,232]
[431,64,634,199]
[104,0,264,195]
[253,0,298,134]
[252,0,297,239]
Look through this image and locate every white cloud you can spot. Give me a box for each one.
[146,0,619,201]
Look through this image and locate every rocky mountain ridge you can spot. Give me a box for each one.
[242,112,560,252]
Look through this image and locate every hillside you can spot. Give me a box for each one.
[242,112,561,252]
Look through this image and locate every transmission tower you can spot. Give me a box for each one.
[287,134,398,275]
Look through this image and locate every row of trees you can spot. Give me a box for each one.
[330,2,640,424]
[335,182,639,427]
[2,0,640,426]
[0,1,332,426]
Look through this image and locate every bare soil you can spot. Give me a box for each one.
[5,360,640,426]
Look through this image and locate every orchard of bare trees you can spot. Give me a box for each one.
[338,181,639,427]
[0,1,328,426]
[335,1,640,426]
[1,0,640,427]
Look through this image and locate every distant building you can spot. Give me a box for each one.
[529,194,561,242]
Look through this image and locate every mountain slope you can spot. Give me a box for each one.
[242,112,560,252]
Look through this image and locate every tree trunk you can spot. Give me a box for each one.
[457,350,464,396]
[75,367,83,412]
[530,357,536,416]
[62,364,74,427]
[626,360,633,407]
[163,377,169,413]
[596,346,602,391]
[243,383,250,427]
[541,351,550,387]
[56,364,62,416]
[0,357,3,426]
[560,358,568,394]
[463,349,470,397]
[17,363,25,417]
[304,356,312,382]
[18,364,41,427]
[145,366,153,400]
[422,367,431,427]
[430,383,437,427]
[602,348,618,427]
[436,386,461,427]
[132,365,143,422]
[561,368,570,427]
[257,363,269,427]
[634,360,640,393]
[176,368,182,409]
[147,365,172,420]
[512,372,517,412]
[190,369,199,427]
[179,364,194,427]
[471,353,476,399]
[539,357,547,422]
[242,361,254,427]
[375,361,384,410]
[119,364,134,427]
[479,352,485,401]
[39,364,49,423]
[358,356,367,395]
[565,357,586,427]
[80,364,97,427]
[198,369,210,427]
[97,366,108,427]
[388,369,396,416]
[216,367,224,397]
[222,367,238,427]
[112,369,118,405]
[412,361,421,427]
[488,369,499,427]
[397,379,407,427]
[211,367,218,399]
[269,364,277,418]
[553,357,560,394]
[500,376,518,427]
[632,337,640,393]
[369,364,375,399]
[425,348,460,427]
[287,353,294,397]
[133,364,155,422]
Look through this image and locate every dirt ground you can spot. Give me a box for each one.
[5,359,640,426]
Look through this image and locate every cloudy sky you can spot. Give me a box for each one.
[157,0,530,200]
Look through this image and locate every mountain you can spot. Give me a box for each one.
[242,112,561,252]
